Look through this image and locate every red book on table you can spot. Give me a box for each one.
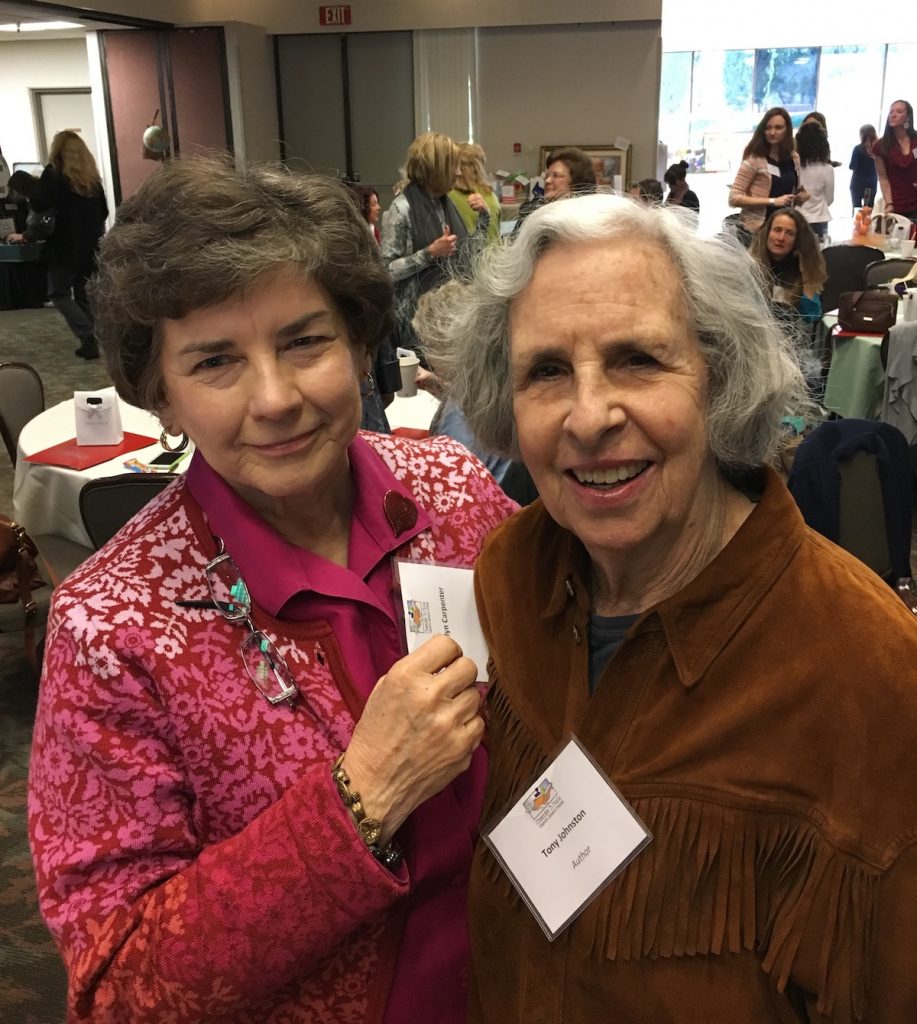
[24,433,158,470]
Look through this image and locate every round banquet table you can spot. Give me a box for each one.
[13,399,186,548]
[14,390,441,549]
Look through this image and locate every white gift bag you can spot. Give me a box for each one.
[74,387,124,446]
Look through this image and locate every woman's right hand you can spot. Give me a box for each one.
[427,226,457,259]
[771,194,794,209]
[341,635,483,844]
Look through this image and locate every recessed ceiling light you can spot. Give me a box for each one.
[0,21,83,32]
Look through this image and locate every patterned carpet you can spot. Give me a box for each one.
[1,307,109,1023]
[0,634,67,1023]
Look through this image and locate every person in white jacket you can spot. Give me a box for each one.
[796,121,834,240]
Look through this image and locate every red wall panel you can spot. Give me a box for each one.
[101,30,163,203]
[168,28,230,159]
[101,28,230,204]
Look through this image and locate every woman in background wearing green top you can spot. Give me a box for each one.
[449,143,501,243]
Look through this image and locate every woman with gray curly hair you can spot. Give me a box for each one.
[28,156,515,1023]
[425,193,917,1022]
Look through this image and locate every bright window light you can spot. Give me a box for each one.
[0,21,83,32]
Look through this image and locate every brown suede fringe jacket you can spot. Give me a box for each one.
[469,468,917,1024]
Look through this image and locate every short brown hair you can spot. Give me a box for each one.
[90,155,394,412]
[545,147,597,191]
[405,131,458,196]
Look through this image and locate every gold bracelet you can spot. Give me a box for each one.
[331,754,403,868]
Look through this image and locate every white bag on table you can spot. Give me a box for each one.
[74,387,124,446]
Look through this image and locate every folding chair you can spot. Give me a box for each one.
[79,473,178,550]
[0,361,44,465]
[864,257,917,289]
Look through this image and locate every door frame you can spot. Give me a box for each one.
[31,87,93,162]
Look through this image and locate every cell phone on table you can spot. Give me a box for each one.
[148,450,188,469]
[124,450,189,473]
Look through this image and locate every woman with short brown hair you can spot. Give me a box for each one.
[30,155,515,1024]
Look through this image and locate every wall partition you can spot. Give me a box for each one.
[275,31,413,199]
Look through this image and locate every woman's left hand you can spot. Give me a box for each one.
[341,635,484,844]
[468,193,488,214]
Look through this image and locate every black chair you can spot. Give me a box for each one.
[821,245,885,314]
[79,474,178,550]
[0,363,92,585]
[0,360,44,465]
[864,257,917,289]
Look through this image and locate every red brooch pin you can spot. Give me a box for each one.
[384,490,418,536]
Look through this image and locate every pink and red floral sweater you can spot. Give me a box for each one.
[29,433,516,1024]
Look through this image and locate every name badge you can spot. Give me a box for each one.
[394,559,489,681]
[484,736,651,940]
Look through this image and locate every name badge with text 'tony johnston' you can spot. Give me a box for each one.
[484,737,651,940]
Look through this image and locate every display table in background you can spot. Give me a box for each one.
[0,241,46,310]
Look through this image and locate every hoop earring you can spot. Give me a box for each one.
[360,371,376,398]
[160,429,189,453]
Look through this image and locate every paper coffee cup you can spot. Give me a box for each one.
[397,355,420,397]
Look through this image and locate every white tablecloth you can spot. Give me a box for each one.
[386,389,440,431]
[13,400,177,547]
[13,391,440,548]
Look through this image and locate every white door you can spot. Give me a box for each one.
[34,90,97,164]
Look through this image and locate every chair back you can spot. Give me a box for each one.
[787,419,913,584]
[821,245,885,315]
[79,474,177,550]
[873,212,914,239]
[864,257,917,289]
[0,362,44,465]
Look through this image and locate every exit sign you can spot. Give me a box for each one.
[319,5,351,25]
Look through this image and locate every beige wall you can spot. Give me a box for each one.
[197,0,659,33]
[479,22,662,181]
[60,0,661,33]
[0,38,92,167]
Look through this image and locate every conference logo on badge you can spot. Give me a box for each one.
[406,599,432,634]
[524,778,564,827]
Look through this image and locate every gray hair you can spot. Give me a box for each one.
[422,193,809,471]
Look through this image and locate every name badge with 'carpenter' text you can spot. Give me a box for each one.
[484,737,652,940]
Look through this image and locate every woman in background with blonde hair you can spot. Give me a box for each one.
[381,131,490,363]
[18,130,108,359]
[449,142,501,243]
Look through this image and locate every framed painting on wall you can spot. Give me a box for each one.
[539,145,630,193]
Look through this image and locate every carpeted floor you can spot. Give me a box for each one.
[1,307,109,1023]
[0,634,67,1023]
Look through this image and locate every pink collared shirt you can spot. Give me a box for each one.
[186,433,489,1024]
